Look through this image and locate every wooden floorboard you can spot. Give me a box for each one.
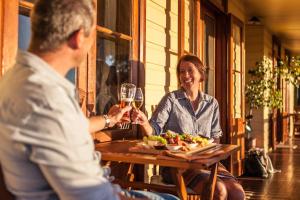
[239,138,300,200]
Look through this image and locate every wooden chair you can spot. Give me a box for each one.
[0,165,14,200]
[293,112,300,136]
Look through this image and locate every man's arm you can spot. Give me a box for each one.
[89,105,131,133]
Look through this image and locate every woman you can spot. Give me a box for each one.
[132,54,245,200]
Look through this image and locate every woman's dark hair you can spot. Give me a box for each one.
[176,54,206,83]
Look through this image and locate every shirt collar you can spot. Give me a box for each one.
[17,50,75,93]
[175,88,209,102]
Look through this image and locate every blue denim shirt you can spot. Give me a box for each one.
[150,89,222,139]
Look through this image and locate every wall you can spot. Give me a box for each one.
[145,0,179,117]
[228,0,246,22]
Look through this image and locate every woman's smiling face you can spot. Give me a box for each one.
[179,61,202,91]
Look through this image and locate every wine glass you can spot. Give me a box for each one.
[132,88,143,124]
[119,83,136,129]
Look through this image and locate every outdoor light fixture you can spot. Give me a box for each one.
[248,16,261,25]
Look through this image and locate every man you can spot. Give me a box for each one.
[0,0,178,200]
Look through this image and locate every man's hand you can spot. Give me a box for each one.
[107,105,132,127]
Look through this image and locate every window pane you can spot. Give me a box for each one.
[204,14,215,96]
[233,24,241,72]
[233,23,242,118]
[18,15,31,50]
[234,72,242,118]
[96,33,131,115]
[97,0,132,35]
[184,0,194,53]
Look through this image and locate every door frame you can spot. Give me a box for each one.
[0,0,18,76]
[228,14,245,175]
[201,0,228,145]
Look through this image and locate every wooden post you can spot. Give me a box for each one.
[0,0,18,76]
[178,0,185,58]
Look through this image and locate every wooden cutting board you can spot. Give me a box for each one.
[129,143,217,156]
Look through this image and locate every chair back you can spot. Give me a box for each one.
[0,165,14,200]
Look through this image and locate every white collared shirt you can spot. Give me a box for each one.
[0,51,119,200]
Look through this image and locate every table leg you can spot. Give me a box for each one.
[202,162,219,200]
[126,163,135,182]
[170,168,188,200]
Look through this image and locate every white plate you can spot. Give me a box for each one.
[166,144,181,151]
[208,139,214,144]
[187,143,198,149]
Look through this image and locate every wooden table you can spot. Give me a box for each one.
[95,140,239,200]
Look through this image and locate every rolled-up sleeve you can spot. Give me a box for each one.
[211,100,223,139]
[149,94,173,135]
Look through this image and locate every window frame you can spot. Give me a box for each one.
[92,0,143,140]
[17,0,145,141]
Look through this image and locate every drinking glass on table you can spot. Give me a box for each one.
[119,83,136,129]
[132,88,143,124]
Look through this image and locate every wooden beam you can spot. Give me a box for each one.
[96,26,132,41]
[0,0,18,76]
[178,0,185,57]
[131,0,139,85]
[195,0,203,60]
[19,0,33,10]
[132,0,139,62]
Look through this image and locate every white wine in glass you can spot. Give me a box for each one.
[132,88,143,124]
[132,88,143,110]
[132,100,143,110]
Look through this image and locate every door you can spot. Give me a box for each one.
[228,14,245,176]
[202,2,228,147]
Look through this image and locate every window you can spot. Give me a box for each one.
[203,14,216,96]
[95,0,134,115]
[184,0,195,54]
[232,23,242,118]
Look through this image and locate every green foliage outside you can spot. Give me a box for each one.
[245,56,300,110]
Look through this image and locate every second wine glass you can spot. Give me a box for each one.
[132,88,143,124]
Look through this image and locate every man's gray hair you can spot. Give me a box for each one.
[30,0,95,52]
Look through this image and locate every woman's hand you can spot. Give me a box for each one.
[131,109,154,136]
[131,109,148,126]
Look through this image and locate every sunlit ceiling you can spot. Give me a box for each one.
[244,0,300,55]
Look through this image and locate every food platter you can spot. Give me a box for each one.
[129,131,216,155]
[128,141,217,156]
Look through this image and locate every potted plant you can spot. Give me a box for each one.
[245,56,300,149]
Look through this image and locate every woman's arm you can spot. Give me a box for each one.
[210,100,223,139]
[132,93,173,136]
